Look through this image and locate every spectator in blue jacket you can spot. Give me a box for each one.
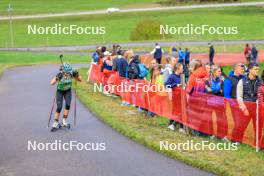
[224,63,245,99]
[178,48,185,64]
[204,65,227,138]
[165,63,184,132]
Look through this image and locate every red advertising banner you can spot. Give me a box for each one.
[89,64,264,149]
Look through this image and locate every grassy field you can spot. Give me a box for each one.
[75,68,264,176]
[0,0,261,15]
[0,6,263,48]
[0,51,88,76]
[0,0,166,15]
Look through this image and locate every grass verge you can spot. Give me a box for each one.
[75,68,264,176]
[0,51,88,76]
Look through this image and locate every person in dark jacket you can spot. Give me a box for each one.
[257,70,264,148]
[184,48,190,67]
[251,44,258,63]
[150,43,164,64]
[234,63,262,143]
[113,50,128,78]
[128,55,140,79]
[165,63,184,131]
[208,43,215,65]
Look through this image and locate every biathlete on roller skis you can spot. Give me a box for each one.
[50,59,82,132]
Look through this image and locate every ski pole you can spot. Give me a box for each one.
[74,80,77,127]
[59,54,64,65]
[47,93,56,128]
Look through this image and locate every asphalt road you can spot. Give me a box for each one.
[0,1,263,20]
[0,65,213,176]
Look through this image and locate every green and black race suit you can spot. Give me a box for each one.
[56,71,78,91]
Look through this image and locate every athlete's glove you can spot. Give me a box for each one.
[72,70,79,78]
[56,72,63,81]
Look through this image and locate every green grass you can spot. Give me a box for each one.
[0,6,264,48]
[0,0,166,15]
[75,68,264,176]
[0,51,88,76]
[0,0,261,15]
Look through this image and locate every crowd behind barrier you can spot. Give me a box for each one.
[89,63,264,149]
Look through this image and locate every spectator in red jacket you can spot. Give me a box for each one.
[244,43,252,64]
[186,59,209,95]
[186,59,209,136]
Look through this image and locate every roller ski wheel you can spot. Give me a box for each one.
[62,123,71,130]
[50,123,61,132]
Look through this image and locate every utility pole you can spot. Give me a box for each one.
[7,4,14,47]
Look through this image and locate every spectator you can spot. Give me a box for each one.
[234,63,262,143]
[165,63,184,132]
[224,63,245,99]
[92,46,100,63]
[251,44,258,63]
[257,70,264,148]
[148,59,160,83]
[187,59,208,94]
[124,49,134,62]
[185,48,190,67]
[113,50,128,78]
[128,55,140,79]
[101,51,115,95]
[205,63,212,77]
[205,65,224,96]
[162,56,177,83]
[244,43,252,64]
[186,59,209,136]
[178,48,185,64]
[204,65,227,138]
[87,46,101,82]
[171,46,178,58]
[208,43,215,65]
[150,43,164,64]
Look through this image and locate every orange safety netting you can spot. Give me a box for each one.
[89,64,264,149]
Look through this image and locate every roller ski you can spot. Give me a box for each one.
[50,121,61,132]
[61,118,71,130]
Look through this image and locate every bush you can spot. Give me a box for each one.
[130,19,171,41]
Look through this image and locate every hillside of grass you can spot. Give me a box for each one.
[0,0,262,15]
[0,6,263,48]
[0,0,166,15]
